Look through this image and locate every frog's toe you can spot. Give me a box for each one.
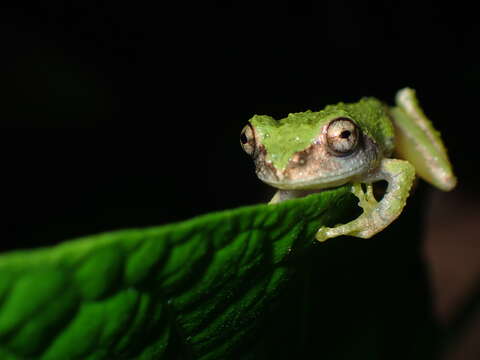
[316,222,370,242]
[315,227,331,242]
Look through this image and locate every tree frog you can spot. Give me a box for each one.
[240,88,456,242]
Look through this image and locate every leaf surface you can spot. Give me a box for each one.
[0,186,355,359]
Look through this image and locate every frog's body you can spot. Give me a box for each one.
[240,88,456,241]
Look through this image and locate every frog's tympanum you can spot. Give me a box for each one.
[240,88,456,241]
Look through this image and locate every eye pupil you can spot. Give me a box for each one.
[325,117,359,156]
[240,124,256,156]
[240,132,248,144]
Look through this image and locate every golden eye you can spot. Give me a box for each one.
[240,124,256,156]
[326,118,359,156]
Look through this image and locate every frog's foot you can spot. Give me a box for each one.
[316,158,416,242]
[316,183,377,241]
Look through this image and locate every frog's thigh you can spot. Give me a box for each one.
[391,88,456,191]
[316,158,416,242]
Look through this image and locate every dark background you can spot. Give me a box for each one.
[1,2,479,358]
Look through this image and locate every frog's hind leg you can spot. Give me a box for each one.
[315,158,416,242]
[390,88,456,191]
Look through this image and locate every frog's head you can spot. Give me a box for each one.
[240,98,394,190]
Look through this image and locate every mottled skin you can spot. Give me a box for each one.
[241,88,456,241]
[249,98,393,190]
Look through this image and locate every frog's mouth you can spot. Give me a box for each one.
[258,166,365,191]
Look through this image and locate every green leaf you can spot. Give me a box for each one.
[0,186,356,359]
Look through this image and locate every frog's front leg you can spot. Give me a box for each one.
[316,158,416,242]
[269,189,321,204]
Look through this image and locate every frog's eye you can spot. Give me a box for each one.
[240,124,256,156]
[326,118,359,156]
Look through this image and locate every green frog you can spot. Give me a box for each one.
[240,88,456,241]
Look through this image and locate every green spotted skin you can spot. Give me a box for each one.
[250,98,394,171]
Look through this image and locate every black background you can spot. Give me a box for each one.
[1,1,478,251]
[1,2,480,359]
